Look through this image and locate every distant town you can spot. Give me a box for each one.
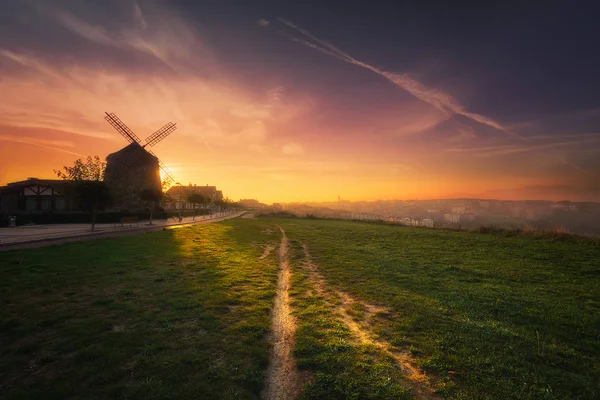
[243,198,600,236]
[2,178,600,236]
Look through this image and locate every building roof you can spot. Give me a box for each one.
[166,185,219,199]
[1,178,66,193]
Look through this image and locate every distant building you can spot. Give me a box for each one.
[421,218,434,228]
[164,184,224,210]
[461,213,476,222]
[239,199,267,210]
[444,213,461,223]
[452,206,466,214]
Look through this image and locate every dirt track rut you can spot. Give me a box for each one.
[262,227,303,400]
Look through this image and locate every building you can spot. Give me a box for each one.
[421,218,434,228]
[461,212,476,222]
[164,184,224,210]
[452,206,466,214]
[444,213,461,223]
[0,178,76,216]
[239,199,265,210]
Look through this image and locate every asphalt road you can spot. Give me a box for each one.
[0,211,245,251]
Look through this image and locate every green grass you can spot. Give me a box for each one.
[286,237,412,400]
[2,216,599,399]
[277,217,600,399]
[1,220,280,399]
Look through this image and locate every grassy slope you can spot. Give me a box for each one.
[277,217,600,400]
[0,220,280,399]
[2,217,599,399]
[286,237,413,400]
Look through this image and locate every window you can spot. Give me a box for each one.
[41,198,51,210]
[26,197,37,211]
[55,198,66,211]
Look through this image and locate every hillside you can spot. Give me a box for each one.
[1,217,598,399]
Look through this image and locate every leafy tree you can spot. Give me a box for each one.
[139,188,163,225]
[213,199,227,215]
[54,156,106,181]
[54,156,112,231]
[187,192,205,221]
[221,198,241,211]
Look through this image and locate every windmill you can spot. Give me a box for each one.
[103,112,177,209]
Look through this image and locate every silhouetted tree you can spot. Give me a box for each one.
[54,156,106,181]
[139,188,163,225]
[54,156,112,231]
[187,193,205,220]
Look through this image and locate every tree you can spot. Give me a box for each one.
[139,188,163,225]
[54,156,112,232]
[221,198,240,211]
[213,199,226,215]
[187,192,205,221]
[54,156,106,181]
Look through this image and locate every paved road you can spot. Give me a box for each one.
[0,211,245,251]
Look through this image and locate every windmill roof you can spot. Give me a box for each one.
[107,142,157,161]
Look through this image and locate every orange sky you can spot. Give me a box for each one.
[1,1,599,203]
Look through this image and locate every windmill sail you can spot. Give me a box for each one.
[104,112,142,144]
[145,122,177,147]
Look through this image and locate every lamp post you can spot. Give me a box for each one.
[175,182,182,222]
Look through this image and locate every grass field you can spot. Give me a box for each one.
[0,222,280,399]
[1,216,599,399]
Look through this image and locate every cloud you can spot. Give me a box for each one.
[0,49,308,161]
[0,134,84,157]
[0,49,65,80]
[277,18,505,133]
[133,1,147,30]
[282,143,304,156]
[258,19,270,27]
[446,136,600,158]
[33,1,215,73]
[55,11,117,47]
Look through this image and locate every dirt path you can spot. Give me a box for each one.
[263,227,303,400]
[259,244,276,260]
[301,243,442,400]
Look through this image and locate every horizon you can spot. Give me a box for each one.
[1,1,600,203]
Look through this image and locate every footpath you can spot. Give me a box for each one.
[0,211,245,251]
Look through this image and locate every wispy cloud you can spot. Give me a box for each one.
[0,49,65,81]
[0,134,84,157]
[275,18,505,133]
[281,143,304,156]
[133,1,147,30]
[36,1,214,73]
[55,11,117,47]
[446,136,600,158]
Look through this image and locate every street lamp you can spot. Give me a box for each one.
[175,182,182,222]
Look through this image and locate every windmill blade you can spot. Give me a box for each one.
[145,122,177,147]
[148,150,176,185]
[104,112,142,144]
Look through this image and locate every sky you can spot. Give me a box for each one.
[1,0,599,203]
